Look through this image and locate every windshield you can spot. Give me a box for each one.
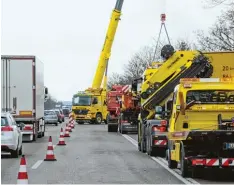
[186,90,234,104]
[72,96,91,106]
[44,111,55,115]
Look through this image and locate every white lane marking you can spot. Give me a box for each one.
[31,160,43,169]
[122,134,200,185]
[31,144,56,170]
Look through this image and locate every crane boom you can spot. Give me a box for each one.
[92,0,124,89]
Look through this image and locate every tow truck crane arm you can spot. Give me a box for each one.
[140,46,214,119]
[92,0,124,89]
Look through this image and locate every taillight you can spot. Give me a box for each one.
[24,125,32,131]
[1,126,14,131]
[160,120,167,126]
[159,126,166,132]
[152,126,159,132]
[152,125,166,132]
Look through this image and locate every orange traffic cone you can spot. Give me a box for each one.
[70,121,75,129]
[44,136,57,161]
[57,128,66,145]
[64,124,70,137]
[17,155,28,184]
[68,120,72,132]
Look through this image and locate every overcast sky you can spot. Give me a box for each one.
[1,0,226,101]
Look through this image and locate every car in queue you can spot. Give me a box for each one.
[44,110,59,126]
[1,112,24,158]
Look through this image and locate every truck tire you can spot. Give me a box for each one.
[141,138,146,153]
[38,132,42,138]
[146,137,153,156]
[167,149,177,169]
[180,145,190,177]
[108,124,112,132]
[95,113,102,124]
[138,142,142,151]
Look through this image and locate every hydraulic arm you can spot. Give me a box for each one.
[140,45,213,120]
[92,0,124,89]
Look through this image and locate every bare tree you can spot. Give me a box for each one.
[174,38,198,50]
[107,72,127,89]
[204,0,234,7]
[196,6,234,51]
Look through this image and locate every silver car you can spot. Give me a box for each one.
[44,110,58,126]
[1,112,23,158]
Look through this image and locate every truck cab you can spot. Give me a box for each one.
[72,91,108,124]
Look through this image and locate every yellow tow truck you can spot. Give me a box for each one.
[166,78,234,177]
[72,0,124,124]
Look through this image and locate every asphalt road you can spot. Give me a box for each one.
[127,135,234,184]
[2,120,234,184]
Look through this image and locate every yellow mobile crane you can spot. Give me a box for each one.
[72,0,124,124]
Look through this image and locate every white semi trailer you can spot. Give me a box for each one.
[1,55,49,141]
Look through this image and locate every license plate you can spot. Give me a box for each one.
[226,143,234,149]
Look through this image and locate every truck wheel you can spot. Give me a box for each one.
[112,124,118,132]
[138,132,142,151]
[141,138,146,153]
[38,132,42,138]
[108,124,112,132]
[104,118,107,124]
[167,149,177,169]
[180,145,190,177]
[95,113,102,124]
[138,142,142,151]
[147,138,153,156]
